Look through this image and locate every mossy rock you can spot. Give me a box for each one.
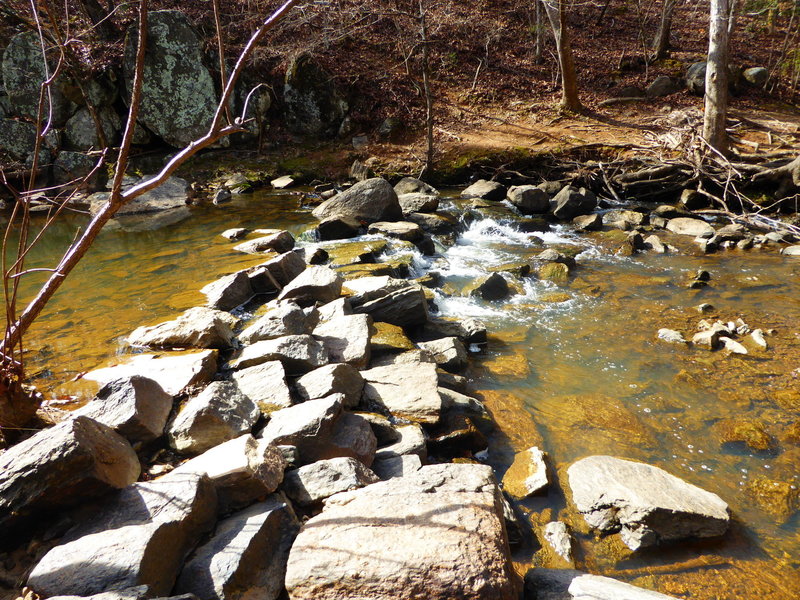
[745,476,799,521]
[490,262,531,278]
[540,291,572,303]
[781,422,800,446]
[715,418,777,454]
[283,54,348,137]
[335,261,408,279]
[326,240,387,266]
[773,389,800,411]
[370,321,415,354]
[538,262,570,283]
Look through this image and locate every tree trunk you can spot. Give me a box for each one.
[419,0,434,177]
[542,0,582,112]
[652,0,677,60]
[703,0,730,155]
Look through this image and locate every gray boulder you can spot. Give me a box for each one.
[543,522,573,563]
[567,455,729,550]
[74,376,173,445]
[45,587,152,600]
[284,54,348,137]
[374,423,427,462]
[417,337,468,373]
[233,230,295,255]
[686,61,707,95]
[367,220,424,242]
[276,265,343,308]
[552,186,597,220]
[295,363,365,408]
[171,434,286,514]
[231,334,327,374]
[239,302,307,344]
[123,11,217,147]
[524,569,680,600]
[312,178,403,223]
[284,464,519,600]
[248,251,307,293]
[65,106,121,150]
[53,151,102,186]
[398,192,440,214]
[201,271,254,311]
[371,454,423,480]
[0,416,140,531]
[312,313,372,368]
[573,213,603,231]
[85,350,218,397]
[175,496,300,600]
[258,394,343,464]
[743,66,768,87]
[394,177,439,196]
[231,360,294,414]
[0,118,37,160]
[128,306,237,349]
[507,185,550,214]
[350,282,429,327]
[362,361,442,424]
[3,31,73,125]
[461,179,507,201]
[28,472,217,597]
[469,272,509,301]
[283,457,380,506]
[168,381,260,455]
[665,217,715,237]
[329,412,378,466]
[316,216,362,240]
[646,75,683,98]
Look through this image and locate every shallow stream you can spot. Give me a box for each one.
[13,187,800,599]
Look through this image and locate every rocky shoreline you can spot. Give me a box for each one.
[2,173,800,600]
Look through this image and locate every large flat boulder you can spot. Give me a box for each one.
[175,496,300,600]
[231,335,327,374]
[312,313,371,368]
[567,456,729,551]
[201,271,254,311]
[665,217,715,238]
[168,381,260,455]
[128,306,237,349]
[171,434,286,514]
[85,350,218,397]
[282,456,379,506]
[123,10,217,147]
[312,178,403,223]
[276,266,343,308]
[239,302,307,344]
[231,360,294,414]
[0,416,140,532]
[361,361,442,424]
[295,363,364,408]
[285,464,519,600]
[28,472,217,597]
[258,395,343,464]
[74,376,173,445]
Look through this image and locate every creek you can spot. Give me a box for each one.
[14,186,800,599]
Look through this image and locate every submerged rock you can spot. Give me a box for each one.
[567,455,729,550]
[502,446,549,499]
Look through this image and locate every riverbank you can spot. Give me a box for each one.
[1,171,800,600]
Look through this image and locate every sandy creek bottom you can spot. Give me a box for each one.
[11,188,800,599]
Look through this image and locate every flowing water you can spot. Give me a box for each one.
[12,188,800,598]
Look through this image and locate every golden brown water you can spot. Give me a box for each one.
[14,190,800,597]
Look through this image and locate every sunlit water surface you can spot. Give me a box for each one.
[13,188,800,599]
